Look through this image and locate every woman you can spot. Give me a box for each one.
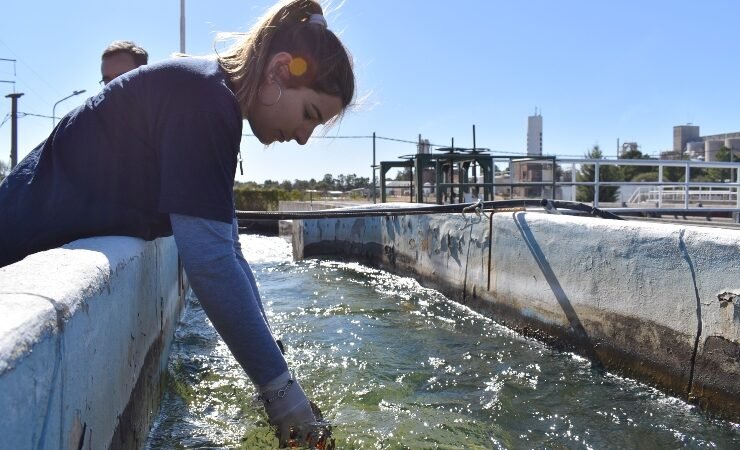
[0,0,354,445]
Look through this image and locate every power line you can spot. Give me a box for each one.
[18,112,54,119]
[242,132,532,156]
[0,111,55,129]
[0,40,62,105]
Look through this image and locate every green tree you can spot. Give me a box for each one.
[619,147,655,181]
[576,145,619,203]
[661,153,693,182]
[263,179,280,189]
[705,146,735,182]
[631,172,658,183]
[293,179,309,191]
[352,175,370,189]
[395,167,412,181]
[316,173,334,191]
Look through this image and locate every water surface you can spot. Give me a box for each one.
[146,235,740,449]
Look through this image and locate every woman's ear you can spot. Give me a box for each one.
[265,52,292,84]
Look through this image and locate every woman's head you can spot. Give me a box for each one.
[219,0,355,145]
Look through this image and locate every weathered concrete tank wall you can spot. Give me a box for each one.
[293,211,740,419]
[0,236,185,449]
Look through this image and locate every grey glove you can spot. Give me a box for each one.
[257,371,331,448]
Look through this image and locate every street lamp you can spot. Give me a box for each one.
[180,0,186,53]
[52,90,86,127]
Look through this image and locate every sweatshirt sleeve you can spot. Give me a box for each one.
[170,213,287,385]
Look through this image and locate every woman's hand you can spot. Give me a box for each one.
[258,374,333,448]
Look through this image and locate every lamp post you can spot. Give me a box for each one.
[52,90,86,127]
[180,0,186,53]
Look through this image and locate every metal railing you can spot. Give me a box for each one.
[627,186,737,204]
[379,158,740,221]
[555,158,740,211]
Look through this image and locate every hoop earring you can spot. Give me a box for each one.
[258,82,282,107]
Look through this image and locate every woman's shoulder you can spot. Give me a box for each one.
[141,56,223,84]
[138,57,237,110]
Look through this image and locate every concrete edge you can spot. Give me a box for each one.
[0,236,186,449]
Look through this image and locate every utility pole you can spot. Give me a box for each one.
[180,0,186,53]
[5,92,24,169]
[2,58,19,168]
[372,131,376,204]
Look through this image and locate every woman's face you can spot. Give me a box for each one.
[247,52,344,146]
[248,84,343,146]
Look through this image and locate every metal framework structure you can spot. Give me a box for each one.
[379,154,740,221]
[379,149,555,204]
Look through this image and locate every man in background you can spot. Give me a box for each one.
[100,40,148,85]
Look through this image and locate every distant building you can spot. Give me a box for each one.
[417,138,431,154]
[519,110,551,197]
[673,125,700,154]
[512,157,554,198]
[416,137,436,184]
[527,110,543,156]
[673,124,740,161]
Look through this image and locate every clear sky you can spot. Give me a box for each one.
[1,0,739,183]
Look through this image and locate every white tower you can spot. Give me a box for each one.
[527,108,543,156]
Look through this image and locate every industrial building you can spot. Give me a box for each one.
[673,124,740,161]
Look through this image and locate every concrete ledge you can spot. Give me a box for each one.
[293,208,740,420]
[0,236,185,449]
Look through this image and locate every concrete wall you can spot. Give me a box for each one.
[0,236,185,450]
[293,210,740,420]
[279,200,365,212]
[278,200,378,240]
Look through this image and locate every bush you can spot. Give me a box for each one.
[576,145,619,203]
[631,172,658,182]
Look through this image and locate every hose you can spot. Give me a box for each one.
[235,199,623,221]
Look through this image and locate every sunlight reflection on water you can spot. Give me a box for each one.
[146,235,740,449]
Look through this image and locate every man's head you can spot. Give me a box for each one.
[101,40,148,85]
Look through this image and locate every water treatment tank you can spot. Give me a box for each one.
[725,137,740,151]
[687,141,705,159]
[705,140,724,161]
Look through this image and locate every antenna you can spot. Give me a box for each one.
[0,58,17,93]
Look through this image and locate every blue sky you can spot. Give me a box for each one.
[1,0,739,183]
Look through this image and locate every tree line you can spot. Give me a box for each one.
[233,173,373,211]
[235,172,371,192]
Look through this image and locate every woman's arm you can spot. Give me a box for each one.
[230,218,271,330]
[170,213,318,442]
[170,213,286,385]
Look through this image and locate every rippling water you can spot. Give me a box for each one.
[146,235,739,449]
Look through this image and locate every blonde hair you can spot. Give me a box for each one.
[218,0,355,119]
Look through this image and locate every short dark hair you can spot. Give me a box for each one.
[102,40,149,67]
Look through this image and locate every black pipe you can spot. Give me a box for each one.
[236,199,622,221]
